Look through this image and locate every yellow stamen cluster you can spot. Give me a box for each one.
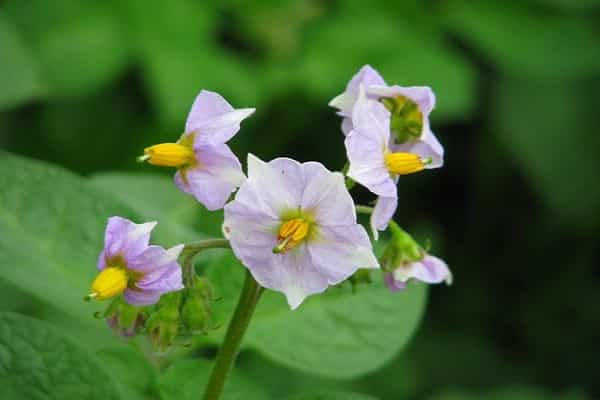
[140,143,193,167]
[273,218,310,254]
[384,152,431,175]
[87,267,128,301]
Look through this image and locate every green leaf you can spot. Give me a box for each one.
[0,151,139,323]
[446,2,600,81]
[491,76,600,228]
[206,253,427,379]
[0,11,44,109]
[0,312,121,400]
[90,172,221,242]
[284,393,379,400]
[96,347,158,400]
[3,0,130,97]
[158,358,268,400]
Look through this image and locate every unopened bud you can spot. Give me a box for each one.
[145,291,182,351]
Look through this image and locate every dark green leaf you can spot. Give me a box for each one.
[0,312,121,400]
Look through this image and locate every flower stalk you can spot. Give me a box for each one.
[181,239,231,288]
[202,270,263,400]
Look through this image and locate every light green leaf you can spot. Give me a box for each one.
[0,151,140,322]
[446,2,600,81]
[90,172,221,242]
[0,11,43,109]
[3,0,130,97]
[96,347,158,400]
[158,358,268,400]
[0,312,121,400]
[206,253,427,379]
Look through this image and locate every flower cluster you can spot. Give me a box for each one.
[87,65,451,326]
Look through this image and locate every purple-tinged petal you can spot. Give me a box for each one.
[345,130,396,198]
[136,262,183,292]
[411,255,452,284]
[248,245,331,309]
[300,162,356,226]
[242,154,303,218]
[128,244,184,273]
[185,90,255,145]
[393,125,444,168]
[101,217,156,267]
[329,65,386,117]
[175,143,245,210]
[307,224,379,284]
[123,289,162,306]
[370,195,398,240]
[341,117,353,136]
[368,85,436,115]
[384,271,406,292]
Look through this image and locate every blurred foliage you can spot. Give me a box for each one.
[1,0,599,399]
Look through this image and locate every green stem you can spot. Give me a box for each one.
[202,270,263,400]
[355,205,374,215]
[181,239,231,288]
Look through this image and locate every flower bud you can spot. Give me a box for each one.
[145,291,182,352]
[380,224,423,272]
[181,277,214,334]
[100,296,146,337]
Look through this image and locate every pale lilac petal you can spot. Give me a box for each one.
[329,65,386,117]
[248,245,331,309]
[341,117,353,136]
[136,262,183,292]
[368,85,436,115]
[243,154,303,218]
[370,195,398,240]
[345,131,396,197]
[128,244,184,273]
[174,144,245,211]
[411,255,452,284]
[384,272,406,292]
[300,162,356,226]
[223,207,280,270]
[185,90,255,145]
[97,249,107,270]
[307,224,379,284]
[101,217,156,266]
[123,289,162,306]
[394,126,444,168]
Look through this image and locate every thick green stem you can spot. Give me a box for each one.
[202,270,263,400]
[181,239,231,288]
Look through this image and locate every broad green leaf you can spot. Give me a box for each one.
[0,11,44,109]
[0,312,121,400]
[96,347,158,400]
[446,2,600,81]
[158,358,268,400]
[284,393,379,400]
[90,172,221,241]
[206,253,427,379]
[491,77,600,228]
[3,0,130,97]
[0,151,140,323]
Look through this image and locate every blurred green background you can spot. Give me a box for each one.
[1,0,599,399]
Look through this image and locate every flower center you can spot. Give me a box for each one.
[87,267,128,301]
[138,143,194,167]
[384,152,431,175]
[273,218,310,254]
[381,95,423,144]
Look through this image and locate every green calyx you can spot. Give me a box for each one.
[380,224,424,272]
[181,277,214,335]
[145,291,182,352]
[99,296,147,337]
[381,95,423,144]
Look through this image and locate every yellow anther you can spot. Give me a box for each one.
[384,152,430,175]
[139,143,193,167]
[273,218,310,254]
[87,267,128,301]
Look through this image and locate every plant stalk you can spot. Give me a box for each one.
[202,270,263,400]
